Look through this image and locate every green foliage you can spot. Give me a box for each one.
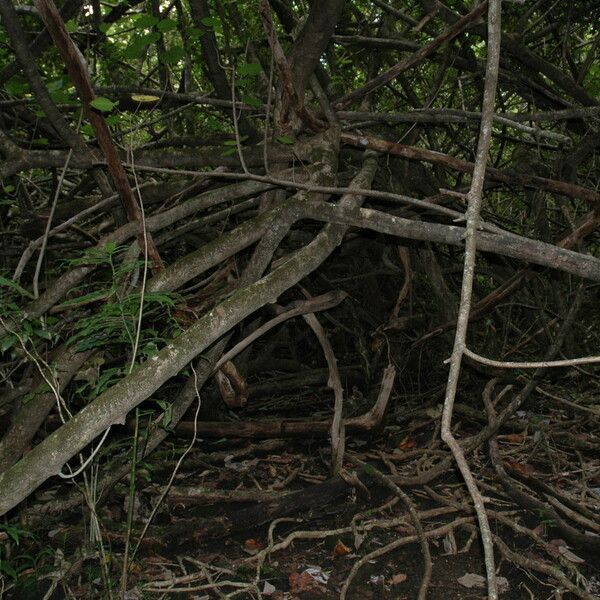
[242,94,262,107]
[164,45,185,64]
[90,96,117,112]
[3,76,29,96]
[0,522,31,545]
[78,366,124,399]
[122,32,161,59]
[188,26,204,40]
[66,241,124,267]
[133,13,159,29]
[275,135,294,145]
[154,399,173,429]
[222,135,249,156]
[0,273,59,355]
[237,62,262,77]
[0,274,34,299]
[157,18,177,33]
[583,61,600,96]
[64,19,77,33]
[200,16,220,29]
[0,523,39,582]
[67,290,177,352]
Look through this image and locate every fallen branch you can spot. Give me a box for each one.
[166,364,394,439]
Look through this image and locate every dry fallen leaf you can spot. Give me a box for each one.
[370,335,385,352]
[333,540,352,556]
[548,539,585,563]
[262,581,276,596]
[442,530,457,555]
[289,571,327,596]
[497,577,510,593]
[391,573,408,585]
[243,538,264,555]
[546,538,566,557]
[457,573,510,593]
[457,573,486,589]
[532,523,545,537]
[398,436,417,450]
[501,432,527,444]
[504,458,536,475]
[287,572,306,592]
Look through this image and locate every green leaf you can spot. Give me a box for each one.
[223,135,248,146]
[65,19,77,33]
[34,329,52,341]
[92,368,123,397]
[140,32,161,45]
[134,13,159,28]
[200,16,219,28]
[122,43,146,59]
[122,31,160,59]
[162,404,173,429]
[157,18,177,32]
[242,94,262,107]
[188,27,204,39]
[164,45,185,64]
[0,562,17,580]
[238,62,262,77]
[155,400,173,429]
[142,342,159,357]
[0,335,17,353]
[90,97,116,112]
[47,79,64,92]
[58,289,110,308]
[276,135,295,145]
[4,77,28,96]
[50,88,70,104]
[0,275,34,299]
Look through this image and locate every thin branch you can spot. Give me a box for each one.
[348,452,431,600]
[334,1,488,108]
[463,347,600,369]
[440,1,503,598]
[33,149,73,298]
[299,290,345,475]
[213,291,347,372]
[33,0,163,271]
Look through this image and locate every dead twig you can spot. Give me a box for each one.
[440,2,503,597]
[346,455,432,600]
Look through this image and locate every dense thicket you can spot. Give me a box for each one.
[0,0,599,597]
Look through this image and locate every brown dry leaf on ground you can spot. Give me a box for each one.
[504,458,536,475]
[332,539,352,556]
[398,436,417,450]
[243,538,265,555]
[289,570,327,597]
[390,573,408,585]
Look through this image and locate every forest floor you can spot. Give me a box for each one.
[4,385,599,600]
